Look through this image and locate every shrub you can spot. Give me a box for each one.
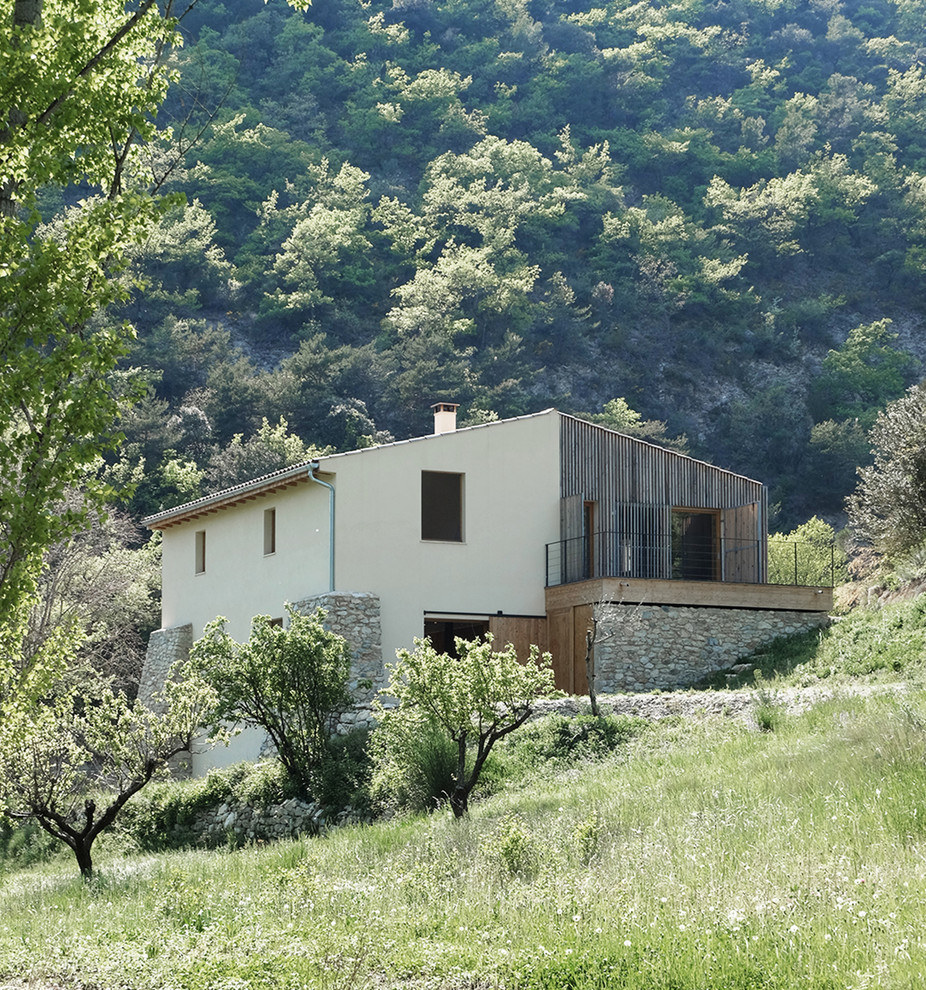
[499,713,649,779]
[121,760,298,852]
[372,635,554,818]
[189,606,353,797]
[370,708,461,814]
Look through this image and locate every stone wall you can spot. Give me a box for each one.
[138,624,194,710]
[593,603,830,693]
[184,794,327,846]
[293,592,383,702]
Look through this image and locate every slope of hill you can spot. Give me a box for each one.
[110,0,926,528]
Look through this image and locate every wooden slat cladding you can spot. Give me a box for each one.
[488,615,548,662]
[559,415,766,510]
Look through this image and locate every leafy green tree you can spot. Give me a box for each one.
[809,319,918,427]
[847,383,926,563]
[374,635,553,818]
[0,0,308,717]
[205,417,327,492]
[577,398,689,453]
[0,661,215,879]
[189,607,354,797]
[768,516,847,587]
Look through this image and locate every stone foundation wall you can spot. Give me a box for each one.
[293,592,383,703]
[593,604,830,693]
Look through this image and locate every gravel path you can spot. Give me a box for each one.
[531,681,903,726]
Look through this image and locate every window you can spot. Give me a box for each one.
[195,530,206,574]
[263,507,276,556]
[421,471,463,542]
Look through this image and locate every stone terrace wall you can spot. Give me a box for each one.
[293,592,383,703]
[593,604,830,693]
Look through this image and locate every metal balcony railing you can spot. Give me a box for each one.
[545,531,836,588]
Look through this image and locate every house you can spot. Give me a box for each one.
[141,405,832,775]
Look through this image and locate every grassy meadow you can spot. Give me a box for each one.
[4,600,926,989]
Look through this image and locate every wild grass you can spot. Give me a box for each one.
[4,690,926,989]
[700,593,926,689]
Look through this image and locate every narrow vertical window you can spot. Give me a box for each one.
[421,471,464,542]
[195,530,206,574]
[263,507,276,556]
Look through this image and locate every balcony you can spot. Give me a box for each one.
[545,530,836,613]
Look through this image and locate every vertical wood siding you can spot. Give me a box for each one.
[558,415,768,583]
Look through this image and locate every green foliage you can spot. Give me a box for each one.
[499,713,650,778]
[0,659,216,878]
[767,516,847,587]
[373,634,554,817]
[848,383,926,563]
[809,319,919,427]
[370,709,460,814]
[205,416,327,492]
[189,606,354,797]
[121,760,298,852]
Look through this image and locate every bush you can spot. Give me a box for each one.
[499,714,650,779]
[189,606,353,797]
[370,709,461,814]
[314,727,373,814]
[0,817,67,873]
[371,635,554,818]
[121,760,298,852]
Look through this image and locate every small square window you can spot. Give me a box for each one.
[195,530,206,574]
[263,507,276,556]
[421,471,463,542]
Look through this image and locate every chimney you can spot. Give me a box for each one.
[431,402,459,435]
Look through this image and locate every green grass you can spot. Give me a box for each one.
[696,593,926,689]
[4,690,926,989]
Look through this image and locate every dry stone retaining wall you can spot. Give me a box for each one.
[185,794,326,846]
[593,604,830,693]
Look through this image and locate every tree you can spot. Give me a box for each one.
[847,383,926,564]
[189,606,354,796]
[577,398,689,453]
[0,662,215,879]
[25,509,161,688]
[768,516,847,587]
[809,319,918,428]
[374,635,553,818]
[0,0,309,713]
[205,417,327,492]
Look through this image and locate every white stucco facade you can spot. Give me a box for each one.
[158,409,560,644]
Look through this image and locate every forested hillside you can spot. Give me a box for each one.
[113,0,926,528]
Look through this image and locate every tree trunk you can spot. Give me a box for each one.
[584,625,599,717]
[449,786,468,819]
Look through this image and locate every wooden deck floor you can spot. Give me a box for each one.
[546,577,833,613]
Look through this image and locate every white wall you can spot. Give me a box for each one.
[160,480,330,642]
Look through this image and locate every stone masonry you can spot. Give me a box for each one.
[138,623,194,711]
[592,603,830,693]
[293,592,383,703]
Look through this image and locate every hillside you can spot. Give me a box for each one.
[105,0,926,529]
[3,680,926,989]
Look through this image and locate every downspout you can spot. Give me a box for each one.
[308,461,335,592]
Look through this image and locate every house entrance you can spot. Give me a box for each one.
[672,509,719,581]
